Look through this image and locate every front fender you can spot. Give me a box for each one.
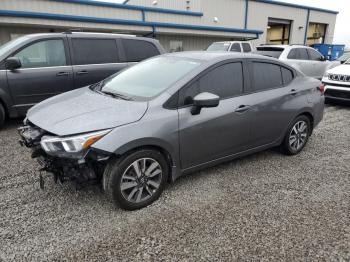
[92,107,181,181]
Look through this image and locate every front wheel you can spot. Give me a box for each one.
[103,149,169,210]
[281,115,311,155]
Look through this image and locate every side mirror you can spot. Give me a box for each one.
[191,92,220,115]
[320,56,327,61]
[5,57,21,70]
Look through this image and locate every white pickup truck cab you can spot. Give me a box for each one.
[322,61,350,103]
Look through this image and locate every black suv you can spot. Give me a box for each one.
[0,32,165,126]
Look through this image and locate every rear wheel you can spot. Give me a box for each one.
[281,115,311,155]
[103,149,168,210]
[0,103,5,128]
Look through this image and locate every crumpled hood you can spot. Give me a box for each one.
[326,64,350,75]
[27,87,148,136]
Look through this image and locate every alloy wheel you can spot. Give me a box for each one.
[120,158,162,203]
[289,120,308,151]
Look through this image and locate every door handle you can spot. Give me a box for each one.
[56,72,70,77]
[76,70,88,75]
[290,89,298,95]
[234,105,251,113]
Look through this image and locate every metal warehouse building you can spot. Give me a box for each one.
[0,0,338,51]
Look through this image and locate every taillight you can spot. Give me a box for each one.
[317,84,325,94]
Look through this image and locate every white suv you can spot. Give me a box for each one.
[322,61,350,103]
[206,41,253,53]
[256,45,340,79]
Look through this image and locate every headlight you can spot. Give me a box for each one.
[40,129,111,158]
[323,72,329,79]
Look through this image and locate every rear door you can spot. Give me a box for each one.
[6,37,73,114]
[178,60,253,169]
[69,37,127,88]
[246,60,299,147]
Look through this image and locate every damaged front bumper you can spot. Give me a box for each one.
[18,123,111,189]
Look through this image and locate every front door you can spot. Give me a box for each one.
[178,61,252,169]
[6,38,73,114]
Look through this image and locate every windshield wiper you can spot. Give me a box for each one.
[90,81,104,91]
[99,90,133,101]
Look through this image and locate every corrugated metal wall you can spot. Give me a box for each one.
[0,0,338,50]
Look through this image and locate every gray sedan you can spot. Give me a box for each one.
[19,52,325,210]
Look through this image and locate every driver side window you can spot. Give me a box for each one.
[307,49,323,61]
[15,39,67,69]
[179,62,243,106]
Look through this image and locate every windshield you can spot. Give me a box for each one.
[337,52,350,62]
[255,47,284,58]
[100,56,201,99]
[207,42,230,51]
[0,36,29,57]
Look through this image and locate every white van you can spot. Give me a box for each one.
[206,41,253,53]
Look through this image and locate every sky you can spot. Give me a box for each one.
[98,0,349,46]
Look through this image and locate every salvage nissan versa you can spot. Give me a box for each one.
[19,52,325,210]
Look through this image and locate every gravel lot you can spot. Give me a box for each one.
[0,104,349,261]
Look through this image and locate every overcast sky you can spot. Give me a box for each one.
[99,0,348,46]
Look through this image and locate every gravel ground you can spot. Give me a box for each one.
[0,104,349,261]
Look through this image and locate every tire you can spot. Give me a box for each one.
[281,115,311,155]
[103,149,169,210]
[0,103,5,128]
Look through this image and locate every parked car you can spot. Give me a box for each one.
[256,45,340,79]
[206,41,253,53]
[322,60,350,103]
[336,51,350,64]
[19,52,325,210]
[0,32,165,127]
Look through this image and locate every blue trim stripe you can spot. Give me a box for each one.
[252,0,338,14]
[53,0,204,17]
[304,9,310,45]
[0,10,264,35]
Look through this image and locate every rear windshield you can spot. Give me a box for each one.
[207,42,230,51]
[337,52,350,62]
[255,47,284,59]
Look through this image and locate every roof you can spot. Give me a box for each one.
[17,32,156,41]
[252,0,338,14]
[165,51,275,62]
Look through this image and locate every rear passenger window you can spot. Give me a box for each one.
[230,43,241,52]
[287,49,298,59]
[281,67,294,85]
[287,48,309,60]
[252,62,283,91]
[299,48,309,60]
[71,39,118,65]
[180,62,243,106]
[242,43,252,52]
[122,39,160,62]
